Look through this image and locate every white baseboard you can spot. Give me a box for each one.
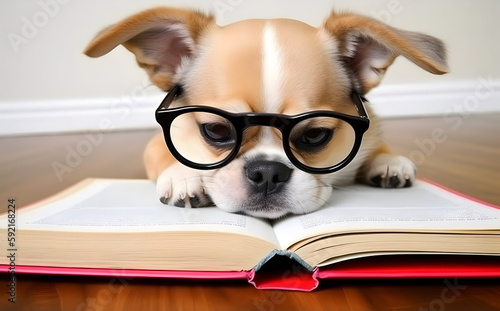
[1,78,499,136]
[367,77,500,118]
[0,94,164,136]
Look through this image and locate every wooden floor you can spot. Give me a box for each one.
[1,113,500,310]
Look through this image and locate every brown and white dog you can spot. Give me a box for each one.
[84,7,447,218]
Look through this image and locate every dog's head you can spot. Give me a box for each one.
[85,7,447,218]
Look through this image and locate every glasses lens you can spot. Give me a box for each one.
[170,111,237,165]
[289,117,356,169]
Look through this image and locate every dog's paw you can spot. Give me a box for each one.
[156,163,212,208]
[365,154,416,188]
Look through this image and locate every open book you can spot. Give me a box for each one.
[1,178,500,291]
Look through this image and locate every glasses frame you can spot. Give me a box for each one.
[156,85,370,174]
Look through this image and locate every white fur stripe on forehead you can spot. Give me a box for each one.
[262,23,283,113]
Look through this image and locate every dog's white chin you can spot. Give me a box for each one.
[214,199,316,219]
[239,208,290,219]
[213,189,330,219]
[203,159,340,219]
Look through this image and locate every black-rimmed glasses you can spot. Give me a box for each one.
[155,85,370,174]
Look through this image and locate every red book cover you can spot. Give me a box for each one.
[2,254,500,291]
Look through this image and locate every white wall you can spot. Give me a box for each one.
[1,0,499,135]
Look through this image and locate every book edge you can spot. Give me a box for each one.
[421,178,500,209]
[1,178,101,216]
[316,254,500,280]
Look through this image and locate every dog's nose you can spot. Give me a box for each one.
[245,160,292,195]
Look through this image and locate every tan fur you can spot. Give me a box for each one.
[323,12,448,93]
[84,7,447,217]
[182,20,264,112]
[322,12,448,73]
[84,7,215,57]
[143,133,174,180]
[84,7,216,91]
[183,19,353,116]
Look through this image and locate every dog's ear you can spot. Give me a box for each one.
[84,7,215,91]
[322,12,448,93]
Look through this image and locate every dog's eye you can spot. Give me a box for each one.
[302,128,331,145]
[294,127,334,152]
[200,123,236,147]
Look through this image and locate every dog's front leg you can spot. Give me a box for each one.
[360,143,416,188]
[144,133,212,207]
[155,162,213,207]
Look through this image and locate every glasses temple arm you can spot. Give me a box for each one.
[351,92,369,119]
[157,84,183,111]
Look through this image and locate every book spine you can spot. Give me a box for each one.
[248,250,319,291]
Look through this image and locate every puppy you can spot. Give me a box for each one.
[84,7,447,219]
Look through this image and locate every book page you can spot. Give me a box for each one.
[272,181,500,249]
[7,179,279,246]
